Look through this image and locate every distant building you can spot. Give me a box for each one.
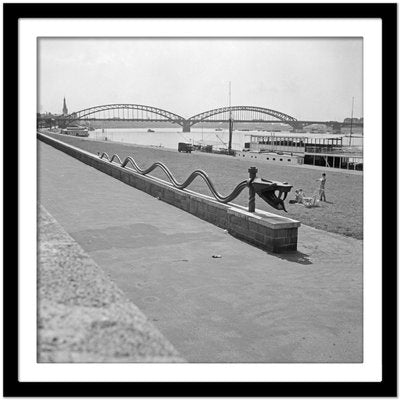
[62,97,68,115]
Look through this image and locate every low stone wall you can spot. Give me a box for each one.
[38,132,300,253]
[38,205,184,362]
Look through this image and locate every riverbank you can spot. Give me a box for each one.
[40,132,363,239]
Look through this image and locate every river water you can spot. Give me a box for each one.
[88,128,363,151]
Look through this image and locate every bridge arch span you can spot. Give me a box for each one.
[62,104,186,126]
[56,104,298,131]
[187,106,297,128]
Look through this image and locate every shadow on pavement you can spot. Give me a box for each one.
[233,235,313,265]
[273,250,313,265]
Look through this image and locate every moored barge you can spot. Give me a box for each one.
[238,134,363,170]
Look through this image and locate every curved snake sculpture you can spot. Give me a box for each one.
[98,152,292,211]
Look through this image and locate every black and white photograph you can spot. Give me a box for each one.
[4,2,396,397]
[37,36,364,364]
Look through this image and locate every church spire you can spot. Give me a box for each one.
[62,97,68,115]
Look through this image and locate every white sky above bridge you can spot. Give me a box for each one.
[38,37,363,121]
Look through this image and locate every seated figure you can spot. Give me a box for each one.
[290,189,319,208]
[293,189,304,204]
[289,189,304,204]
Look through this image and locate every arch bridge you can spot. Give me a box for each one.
[58,104,187,128]
[184,105,297,132]
[55,103,301,131]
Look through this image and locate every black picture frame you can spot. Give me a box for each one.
[4,2,397,397]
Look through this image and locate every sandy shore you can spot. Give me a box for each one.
[39,131,363,239]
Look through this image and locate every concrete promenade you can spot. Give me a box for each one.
[38,140,363,363]
[38,205,184,362]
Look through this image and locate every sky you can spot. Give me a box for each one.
[38,37,363,121]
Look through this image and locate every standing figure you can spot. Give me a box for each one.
[317,173,327,201]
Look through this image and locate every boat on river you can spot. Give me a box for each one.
[61,125,89,137]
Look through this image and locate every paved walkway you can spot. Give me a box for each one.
[38,140,363,363]
[38,206,184,362]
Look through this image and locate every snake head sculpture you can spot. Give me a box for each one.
[251,178,292,212]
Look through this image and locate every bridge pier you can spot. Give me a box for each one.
[290,122,306,132]
[182,121,191,133]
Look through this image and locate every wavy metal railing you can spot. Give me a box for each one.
[98,152,292,211]
[99,152,248,203]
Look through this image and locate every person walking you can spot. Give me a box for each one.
[317,173,327,201]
